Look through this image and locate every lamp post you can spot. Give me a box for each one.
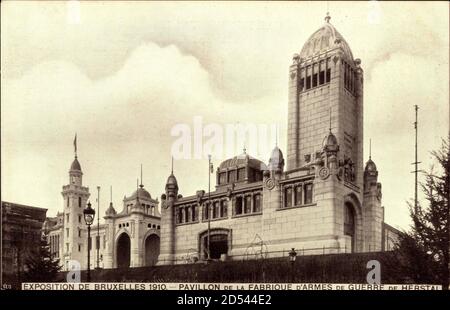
[83,201,95,282]
[96,186,100,270]
[288,248,297,283]
[207,154,212,262]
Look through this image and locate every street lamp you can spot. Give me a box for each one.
[83,201,95,282]
[288,248,297,283]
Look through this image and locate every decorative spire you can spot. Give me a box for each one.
[325,12,331,23]
[171,156,174,174]
[275,124,278,147]
[110,185,112,204]
[73,133,78,158]
[369,139,372,160]
[136,178,140,202]
[139,164,144,188]
[329,107,332,132]
[243,145,247,155]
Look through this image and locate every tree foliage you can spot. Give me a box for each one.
[22,236,61,282]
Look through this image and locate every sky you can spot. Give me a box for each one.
[1,1,449,231]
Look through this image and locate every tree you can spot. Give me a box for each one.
[393,137,449,289]
[22,236,61,282]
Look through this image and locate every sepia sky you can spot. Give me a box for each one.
[1,1,449,231]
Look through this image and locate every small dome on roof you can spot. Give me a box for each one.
[268,146,285,171]
[365,158,377,172]
[219,153,265,171]
[130,187,152,200]
[105,202,116,216]
[70,157,82,171]
[166,173,178,186]
[323,131,338,148]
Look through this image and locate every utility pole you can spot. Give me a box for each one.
[96,186,100,269]
[411,105,421,215]
[207,154,212,262]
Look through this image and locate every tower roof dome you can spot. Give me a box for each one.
[105,202,116,216]
[130,187,152,200]
[365,158,377,172]
[299,14,354,62]
[268,146,285,170]
[70,157,82,171]
[323,131,338,148]
[166,173,178,187]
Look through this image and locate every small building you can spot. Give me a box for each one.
[1,201,47,276]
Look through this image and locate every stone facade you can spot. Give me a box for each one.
[158,15,398,265]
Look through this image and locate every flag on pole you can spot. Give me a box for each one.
[73,134,77,157]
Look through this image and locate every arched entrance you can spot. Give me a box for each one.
[199,229,231,260]
[144,234,160,266]
[344,202,356,253]
[116,233,131,268]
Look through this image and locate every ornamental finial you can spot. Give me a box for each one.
[325,12,331,23]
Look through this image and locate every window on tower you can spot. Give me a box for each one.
[235,197,243,215]
[78,197,81,208]
[299,78,305,91]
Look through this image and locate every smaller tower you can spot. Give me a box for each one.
[362,145,383,252]
[61,136,90,270]
[157,159,179,265]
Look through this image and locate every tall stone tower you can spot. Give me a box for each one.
[157,169,178,265]
[286,13,363,191]
[61,143,90,269]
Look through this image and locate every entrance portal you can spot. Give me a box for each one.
[116,233,131,268]
[144,234,160,266]
[200,229,230,260]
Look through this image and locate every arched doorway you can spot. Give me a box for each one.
[199,229,230,260]
[344,202,356,253]
[144,234,160,266]
[116,233,131,268]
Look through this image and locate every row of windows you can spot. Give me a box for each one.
[283,183,314,208]
[176,193,262,224]
[118,222,130,229]
[299,58,332,92]
[218,168,263,185]
[147,223,160,229]
[343,60,357,95]
[235,194,261,215]
[125,203,157,215]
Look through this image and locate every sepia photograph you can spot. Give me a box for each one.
[1,0,449,303]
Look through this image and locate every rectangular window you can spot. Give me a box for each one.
[235,197,243,215]
[228,170,236,183]
[299,78,305,92]
[103,235,106,249]
[245,196,252,213]
[186,206,192,222]
[78,197,81,208]
[78,229,81,237]
[253,194,261,213]
[203,203,210,220]
[312,74,318,87]
[78,214,81,223]
[66,228,69,238]
[237,168,246,181]
[306,75,311,89]
[78,244,81,252]
[295,185,302,205]
[220,200,228,218]
[192,205,197,221]
[285,187,293,208]
[66,214,69,222]
[326,69,331,83]
[319,71,325,85]
[219,172,227,184]
[177,207,182,224]
[213,201,220,218]
[66,243,69,253]
[305,183,313,204]
[67,198,69,208]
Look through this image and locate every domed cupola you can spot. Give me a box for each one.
[70,157,82,172]
[365,158,377,173]
[299,13,354,62]
[105,202,117,217]
[322,130,339,154]
[268,146,285,172]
